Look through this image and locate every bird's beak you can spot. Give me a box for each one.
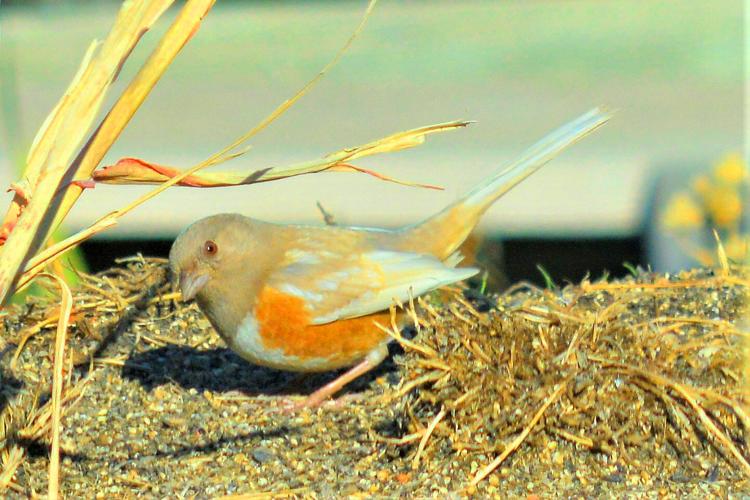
[179,271,209,301]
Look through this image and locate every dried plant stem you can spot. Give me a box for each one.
[16,217,118,292]
[11,315,61,369]
[106,0,380,202]
[51,0,216,235]
[393,371,447,399]
[18,375,91,443]
[590,355,750,476]
[375,315,439,359]
[582,275,750,292]
[0,446,26,493]
[470,382,567,486]
[371,431,425,446]
[713,229,730,275]
[211,0,378,163]
[37,274,73,500]
[0,0,174,304]
[412,407,447,470]
[214,488,310,500]
[549,427,594,448]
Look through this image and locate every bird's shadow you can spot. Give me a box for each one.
[122,344,401,398]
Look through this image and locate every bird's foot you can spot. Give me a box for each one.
[268,392,366,415]
[268,345,388,414]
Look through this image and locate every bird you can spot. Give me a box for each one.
[169,108,610,410]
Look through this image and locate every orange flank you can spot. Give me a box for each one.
[254,286,391,366]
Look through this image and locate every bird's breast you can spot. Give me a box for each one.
[229,286,390,372]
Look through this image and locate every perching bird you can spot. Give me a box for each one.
[169,108,610,410]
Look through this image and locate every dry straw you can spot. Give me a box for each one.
[388,259,750,490]
[40,274,73,500]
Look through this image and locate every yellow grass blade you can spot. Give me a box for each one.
[15,218,119,294]
[24,41,102,183]
[49,0,216,237]
[207,0,378,164]
[36,273,73,499]
[713,228,730,275]
[89,120,468,188]
[0,0,174,303]
[0,41,100,247]
[1,46,88,295]
[95,0,380,208]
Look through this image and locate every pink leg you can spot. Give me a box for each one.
[284,344,389,412]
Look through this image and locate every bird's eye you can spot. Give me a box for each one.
[203,240,218,257]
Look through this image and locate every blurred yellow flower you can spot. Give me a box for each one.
[703,184,743,228]
[663,153,748,268]
[713,153,747,185]
[662,193,704,230]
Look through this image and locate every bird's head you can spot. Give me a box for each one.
[169,213,258,302]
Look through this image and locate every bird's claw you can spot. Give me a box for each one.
[264,397,309,415]
[266,392,366,415]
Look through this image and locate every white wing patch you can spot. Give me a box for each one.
[278,283,325,303]
[312,251,477,324]
[271,247,479,325]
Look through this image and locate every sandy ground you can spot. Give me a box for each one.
[0,258,748,497]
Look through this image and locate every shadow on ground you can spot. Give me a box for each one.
[122,344,401,398]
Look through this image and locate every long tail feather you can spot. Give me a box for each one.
[462,107,611,210]
[399,107,612,260]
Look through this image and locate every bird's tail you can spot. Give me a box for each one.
[399,107,611,260]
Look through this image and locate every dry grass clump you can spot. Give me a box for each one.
[0,257,171,494]
[392,266,750,488]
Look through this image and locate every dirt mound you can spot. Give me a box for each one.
[0,257,748,497]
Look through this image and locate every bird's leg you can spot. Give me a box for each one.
[287,343,389,412]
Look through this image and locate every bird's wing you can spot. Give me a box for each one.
[267,246,478,325]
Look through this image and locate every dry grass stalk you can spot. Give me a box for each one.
[14,383,83,442]
[548,427,595,448]
[39,274,73,500]
[589,355,750,476]
[91,120,466,189]
[10,314,62,369]
[15,218,119,293]
[50,0,217,235]
[0,445,25,493]
[411,407,447,470]
[581,274,750,292]
[470,382,568,486]
[76,0,383,216]
[713,229,731,276]
[214,488,310,500]
[0,0,178,303]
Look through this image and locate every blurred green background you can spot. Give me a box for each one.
[0,0,743,281]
